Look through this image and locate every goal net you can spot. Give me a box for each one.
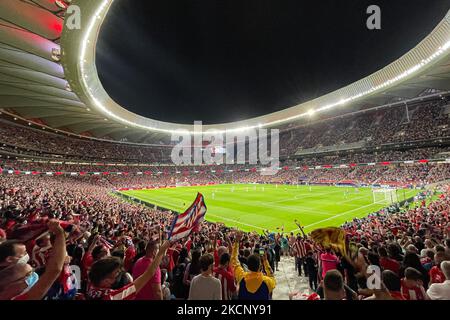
[372,188,398,205]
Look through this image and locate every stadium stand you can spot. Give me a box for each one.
[1,0,450,303]
[1,101,450,300]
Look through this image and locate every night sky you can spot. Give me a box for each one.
[96,0,449,124]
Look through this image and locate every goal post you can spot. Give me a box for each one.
[175,181,190,187]
[372,188,398,205]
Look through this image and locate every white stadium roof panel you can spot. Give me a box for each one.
[0,0,449,144]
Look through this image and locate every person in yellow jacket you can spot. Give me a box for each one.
[231,232,276,300]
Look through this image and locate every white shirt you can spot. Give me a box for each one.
[427,280,450,300]
[188,274,222,300]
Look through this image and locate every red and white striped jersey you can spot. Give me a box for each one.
[292,240,307,258]
[213,266,236,300]
[86,283,137,300]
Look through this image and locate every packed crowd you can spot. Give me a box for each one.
[1,97,450,301]
[0,166,449,300]
[2,145,450,174]
[284,147,450,166]
[280,99,450,156]
[2,160,450,189]
[1,98,449,164]
[286,190,450,301]
[0,120,170,163]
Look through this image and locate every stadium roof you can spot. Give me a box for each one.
[1,0,450,144]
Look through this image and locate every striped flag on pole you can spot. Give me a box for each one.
[168,193,207,241]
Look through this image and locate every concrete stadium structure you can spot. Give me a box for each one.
[1,0,450,145]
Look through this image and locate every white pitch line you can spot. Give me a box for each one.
[289,202,383,233]
[336,194,371,204]
[133,196,184,210]
[206,213,266,230]
[127,193,267,231]
[261,202,335,217]
[262,187,349,205]
[265,197,302,205]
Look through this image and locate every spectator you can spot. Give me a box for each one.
[188,254,221,300]
[382,270,405,300]
[387,243,404,263]
[292,236,308,277]
[86,241,169,300]
[421,250,435,272]
[401,267,429,300]
[231,232,276,300]
[183,249,201,290]
[273,238,281,271]
[320,248,339,278]
[429,251,447,285]
[323,270,346,300]
[0,240,29,271]
[110,250,133,289]
[427,261,450,300]
[378,247,400,275]
[171,248,189,299]
[399,252,430,288]
[0,220,66,300]
[213,252,237,300]
[445,239,450,260]
[132,240,162,300]
[420,239,435,257]
[305,251,318,291]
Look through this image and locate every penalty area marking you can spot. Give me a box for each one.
[289,202,385,233]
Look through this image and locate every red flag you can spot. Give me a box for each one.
[7,223,48,242]
[7,220,73,242]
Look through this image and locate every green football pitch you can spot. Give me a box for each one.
[120,184,419,233]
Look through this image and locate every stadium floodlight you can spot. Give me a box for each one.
[307,109,315,117]
[75,1,450,135]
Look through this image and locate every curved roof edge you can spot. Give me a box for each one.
[61,1,450,134]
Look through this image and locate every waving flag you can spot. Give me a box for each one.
[7,219,74,242]
[168,193,207,241]
[310,227,347,256]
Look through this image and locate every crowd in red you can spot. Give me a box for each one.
[1,98,449,164]
[1,97,450,300]
[0,165,449,300]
